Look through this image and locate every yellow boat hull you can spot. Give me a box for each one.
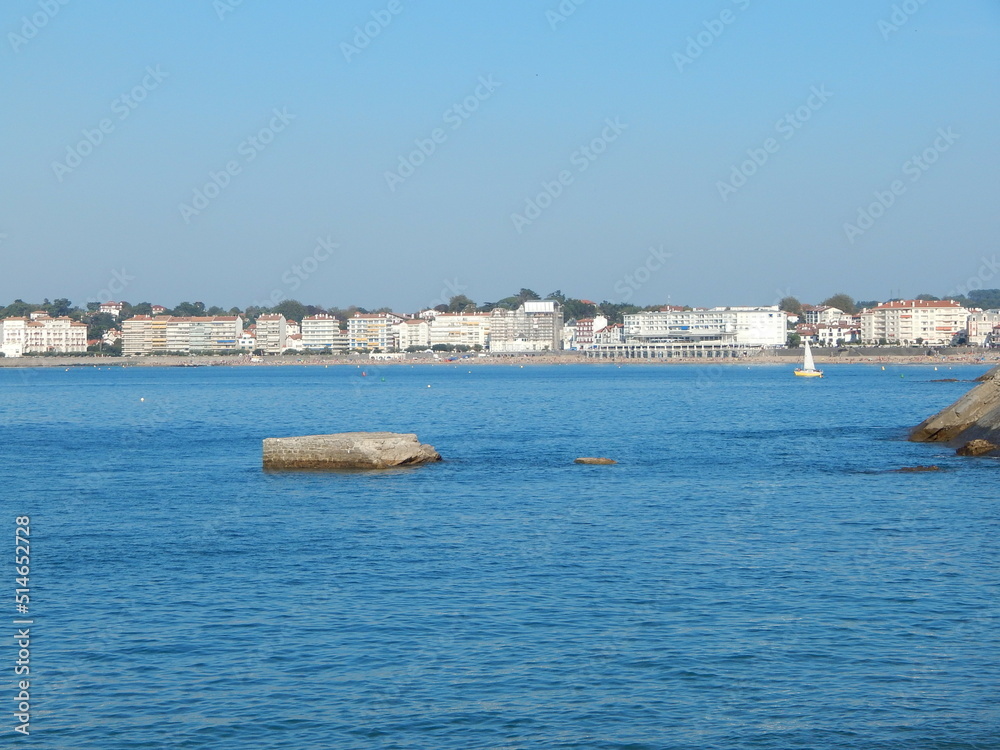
[794,369,823,378]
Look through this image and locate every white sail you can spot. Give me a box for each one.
[803,340,815,371]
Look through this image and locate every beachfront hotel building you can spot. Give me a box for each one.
[966,310,1000,347]
[623,307,787,347]
[254,314,287,354]
[301,314,349,352]
[348,313,403,351]
[122,315,243,355]
[586,306,784,359]
[397,318,431,350]
[0,314,88,357]
[859,300,969,346]
[428,313,491,349]
[489,300,563,352]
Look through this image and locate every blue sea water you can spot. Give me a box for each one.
[3,362,999,749]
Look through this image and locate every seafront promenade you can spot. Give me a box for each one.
[1,348,997,369]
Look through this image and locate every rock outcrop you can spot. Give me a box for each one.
[956,439,998,457]
[574,457,617,465]
[910,365,1000,444]
[263,432,441,470]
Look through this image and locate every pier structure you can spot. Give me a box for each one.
[584,342,767,359]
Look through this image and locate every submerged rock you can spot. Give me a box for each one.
[263,432,441,470]
[894,465,941,473]
[574,457,617,465]
[910,365,1000,444]
[956,439,998,457]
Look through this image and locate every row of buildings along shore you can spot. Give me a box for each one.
[3,299,1000,358]
[0,311,88,357]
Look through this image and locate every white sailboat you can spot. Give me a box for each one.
[794,339,823,378]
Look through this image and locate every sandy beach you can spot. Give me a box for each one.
[1,348,998,369]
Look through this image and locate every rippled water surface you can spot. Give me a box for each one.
[4,363,999,749]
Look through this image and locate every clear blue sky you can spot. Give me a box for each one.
[2,0,998,311]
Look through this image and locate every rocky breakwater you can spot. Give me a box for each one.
[910,365,1000,455]
[263,432,441,470]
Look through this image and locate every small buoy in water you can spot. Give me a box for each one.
[881,366,885,371]
[427,384,431,388]
[140,397,145,402]
[362,372,367,377]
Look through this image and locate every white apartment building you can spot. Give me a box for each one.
[814,322,859,346]
[122,316,243,355]
[301,314,349,352]
[967,310,1000,347]
[1,318,28,357]
[860,300,969,345]
[594,323,624,346]
[397,319,431,350]
[623,306,786,348]
[489,300,563,352]
[802,305,847,325]
[0,315,87,357]
[254,314,287,354]
[99,301,125,318]
[122,316,161,355]
[428,313,490,349]
[348,313,403,351]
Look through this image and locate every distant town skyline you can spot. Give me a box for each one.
[3,1,998,311]
[3,285,1000,319]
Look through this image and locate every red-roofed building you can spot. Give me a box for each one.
[860,299,968,345]
[99,301,125,318]
[801,304,848,326]
[348,312,403,351]
[0,315,87,356]
[574,315,608,347]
